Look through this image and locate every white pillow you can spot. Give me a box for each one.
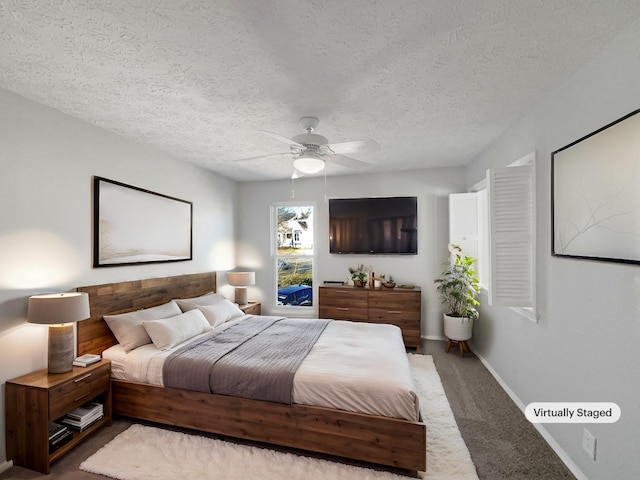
[197,299,245,327]
[104,301,182,352]
[174,293,226,312]
[142,309,211,351]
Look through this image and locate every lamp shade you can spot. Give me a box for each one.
[28,292,90,324]
[293,155,325,174]
[227,272,255,287]
[227,272,255,305]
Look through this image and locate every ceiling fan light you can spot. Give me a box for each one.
[294,155,325,174]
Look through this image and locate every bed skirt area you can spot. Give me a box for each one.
[112,378,427,473]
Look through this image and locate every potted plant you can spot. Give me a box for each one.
[348,264,368,287]
[434,244,480,348]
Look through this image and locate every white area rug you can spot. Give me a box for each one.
[80,354,478,480]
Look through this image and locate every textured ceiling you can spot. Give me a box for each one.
[1,1,639,182]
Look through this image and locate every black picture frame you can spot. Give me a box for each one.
[551,109,640,265]
[93,176,193,267]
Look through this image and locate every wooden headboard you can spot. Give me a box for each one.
[76,272,217,356]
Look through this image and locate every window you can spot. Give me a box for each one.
[450,152,537,321]
[273,203,315,308]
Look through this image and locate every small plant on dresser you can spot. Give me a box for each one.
[348,264,368,287]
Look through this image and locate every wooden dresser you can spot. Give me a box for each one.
[318,285,421,349]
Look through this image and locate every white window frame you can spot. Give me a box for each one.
[271,201,316,315]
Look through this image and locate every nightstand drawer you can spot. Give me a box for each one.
[50,364,110,419]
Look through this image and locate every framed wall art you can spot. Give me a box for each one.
[552,108,640,264]
[93,176,193,267]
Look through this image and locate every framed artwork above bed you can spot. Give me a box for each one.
[93,176,193,267]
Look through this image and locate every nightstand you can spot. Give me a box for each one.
[239,302,261,315]
[5,359,112,474]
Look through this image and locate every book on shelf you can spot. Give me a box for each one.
[49,430,73,453]
[65,402,103,421]
[62,414,104,431]
[73,354,101,367]
[62,402,104,431]
[48,422,68,441]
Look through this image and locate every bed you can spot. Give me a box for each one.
[76,272,426,474]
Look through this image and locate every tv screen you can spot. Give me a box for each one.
[329,197,417,254]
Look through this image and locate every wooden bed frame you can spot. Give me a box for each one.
[76,272,426,474]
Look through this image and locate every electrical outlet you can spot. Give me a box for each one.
[582,428,597,461]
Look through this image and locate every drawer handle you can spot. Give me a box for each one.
[387,310,402,314]
[73,392,90,403]
[73,373,92,383]
[336,307,350,311]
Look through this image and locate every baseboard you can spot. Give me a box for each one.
[471,348,589,480]
[423,334,446,341]
[0,460,13,474]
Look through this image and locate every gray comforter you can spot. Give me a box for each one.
[163,316,330,403]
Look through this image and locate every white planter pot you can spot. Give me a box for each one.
[443,314,474,341]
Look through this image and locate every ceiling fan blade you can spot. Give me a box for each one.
[326,138,380,155]
[330,154,370,169]
[258,130,304,148]
[233,152,292,162]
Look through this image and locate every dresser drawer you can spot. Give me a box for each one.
[369,290,421,348]
[369,290,421,311]
[319,305,369,321]
[319,287,369,321]
[368,308,421,324]
[319,287,368,308]
[367,310,421,347]
[49,363,111,420]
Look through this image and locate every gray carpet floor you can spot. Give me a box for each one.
[1,339,575,479]
[421,340,575,479]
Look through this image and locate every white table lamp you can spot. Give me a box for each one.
[227,271,255,305]
[28,292,91,374]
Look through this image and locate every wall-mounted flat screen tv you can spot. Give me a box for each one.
[329,197,417,254]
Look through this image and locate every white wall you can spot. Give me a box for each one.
[466,19,640,480]
[236,167,466,337]
[0,88,238,465]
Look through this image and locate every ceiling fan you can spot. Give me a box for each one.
[235,116,380,178]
